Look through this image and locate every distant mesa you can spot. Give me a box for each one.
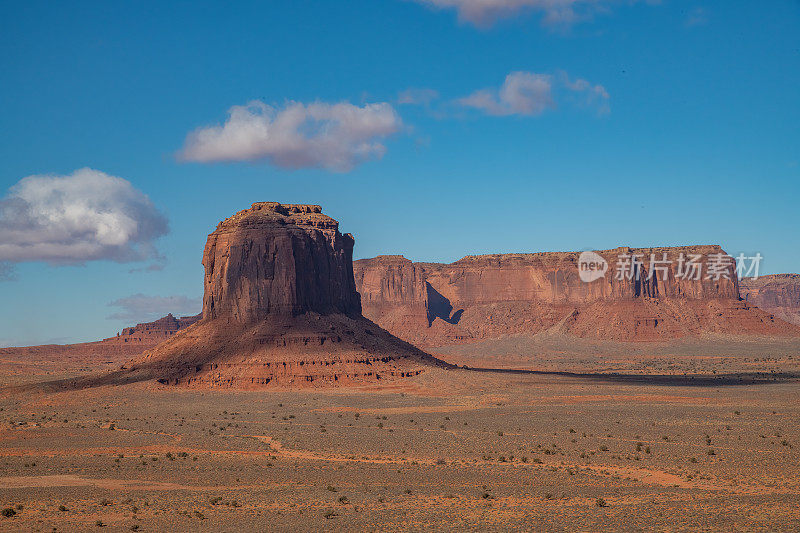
[104,313,201,345]
[127,202,449,388]
[740,274,800,326]
[354,247,800,346]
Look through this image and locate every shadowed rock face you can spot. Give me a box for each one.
[203,202,361,322]
[354,246,799,345]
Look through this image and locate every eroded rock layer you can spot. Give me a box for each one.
[354,246,799,345]
[132,202,447,388]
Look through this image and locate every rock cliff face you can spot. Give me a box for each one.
[354,246,798,345]
[740,274,800,326]
[202,203,361,322]
[132,203,447,388]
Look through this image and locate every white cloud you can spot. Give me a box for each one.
[398,88,440,106]
[179,100,402,172]
[413,0,638,28]
[0,168,168,264]
[458,70,609,116]
[459,71,554,116]
[107,294,201,322]
[559,71,611,114]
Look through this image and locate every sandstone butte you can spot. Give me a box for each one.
[121,202,450,388]
[353,248,800,347]
[740,274,800,326]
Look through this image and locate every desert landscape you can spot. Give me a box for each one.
[1,202,799,531]
[2,2,799,531]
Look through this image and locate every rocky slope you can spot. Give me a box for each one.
[130,203,448,388]
[354,246,798,346]
[740,274,800,326]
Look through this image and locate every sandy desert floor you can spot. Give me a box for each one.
[0,339,799,532]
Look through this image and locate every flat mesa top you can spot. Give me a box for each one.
[214,202,339,231]
[453,244,727,265]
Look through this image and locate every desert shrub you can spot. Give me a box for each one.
[596,498,608,507]
[2,508,16,518]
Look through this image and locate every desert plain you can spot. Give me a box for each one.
[1,334,799,532]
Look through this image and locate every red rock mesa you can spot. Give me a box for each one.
[354,246,798,346]
[132,202,448,388]
[740,274,800,326]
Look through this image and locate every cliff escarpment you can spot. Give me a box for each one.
[354,246,798,345]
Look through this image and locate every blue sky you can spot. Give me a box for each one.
[1,0,798,345]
